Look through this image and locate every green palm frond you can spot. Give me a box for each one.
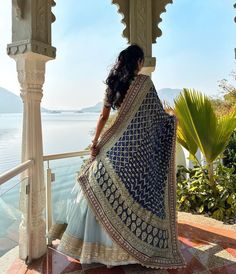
[211,107,236,161]
[174,89,236,164]
[174,89,199,156]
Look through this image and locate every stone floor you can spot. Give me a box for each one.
[1,212,236,274]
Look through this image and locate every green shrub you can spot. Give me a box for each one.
[177,159,236,221]
[223,130,236,172]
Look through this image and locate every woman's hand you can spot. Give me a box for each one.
[90,141,99,157]
[90,106,111,158]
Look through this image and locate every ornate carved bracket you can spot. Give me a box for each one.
[7,39,56,58]
[13,0,25,19]
[152,0,173,43]
[111,0,173,44]
[51,0,56,23]
[234,3,236,23]
[9,0,56,58]
[112,0,130,42]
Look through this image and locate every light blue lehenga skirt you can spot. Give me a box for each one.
[49,181,137,265]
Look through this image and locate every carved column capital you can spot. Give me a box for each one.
[7,40,56,59]
[8,0,56,58]
[13,53,50,102]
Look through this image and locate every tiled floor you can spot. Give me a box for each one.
[4,220,236,274]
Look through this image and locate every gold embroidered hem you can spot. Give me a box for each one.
[58,232,138,265]
[48,223,67,240]
[47,183,138,266]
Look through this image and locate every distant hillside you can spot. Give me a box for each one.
[158,88,182,105]
[0,86,182,113]
[80,102,103,113]
[0,87,49,113]
[78,88,182,112]
[0,87,22,113]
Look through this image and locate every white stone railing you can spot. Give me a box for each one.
[0,159,34,262]
[0,160,34,186]
[0,151,89,261]
[0,146,194,261]
[43,150,90,162]
[43,150,90,245]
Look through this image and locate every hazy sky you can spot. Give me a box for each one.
[0,0,235,109]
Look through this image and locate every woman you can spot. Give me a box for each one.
[49,44,185,269]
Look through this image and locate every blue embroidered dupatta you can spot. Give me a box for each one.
[77,74,185,269]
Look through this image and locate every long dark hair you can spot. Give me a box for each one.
[105,44,144,109]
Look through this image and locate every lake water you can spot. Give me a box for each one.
[0,112,99,173]
[0,112,99,256]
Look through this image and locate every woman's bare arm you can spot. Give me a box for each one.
[92,106,111,142]
[90,106,111,157]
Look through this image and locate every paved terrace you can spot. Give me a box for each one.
[1,212,236,274]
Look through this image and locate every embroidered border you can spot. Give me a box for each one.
[58,231,137,264]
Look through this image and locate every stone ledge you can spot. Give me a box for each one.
[7,40,56,59]
[178,211,236,232]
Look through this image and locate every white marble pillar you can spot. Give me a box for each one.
[13,53,51,260]
[129,0,155,76]
[8,0,56,262]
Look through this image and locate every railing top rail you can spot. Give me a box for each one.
[0,159,34,186]
[0,150,90,186]
[43,150,90,161]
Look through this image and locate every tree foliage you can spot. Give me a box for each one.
[211,71,236,116]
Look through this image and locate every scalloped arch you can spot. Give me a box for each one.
[234,2,236,22]
[13,0,25,19]
[111,0,130,42]
[152,0,173,43]
[111,0,173,43]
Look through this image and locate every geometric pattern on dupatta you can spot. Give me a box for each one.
[93,159,169,249]
[106,86,175,219]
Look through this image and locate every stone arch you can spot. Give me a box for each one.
[111,0,173,75]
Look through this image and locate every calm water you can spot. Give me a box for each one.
[0,112,99,173]
[0,112,99,256]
